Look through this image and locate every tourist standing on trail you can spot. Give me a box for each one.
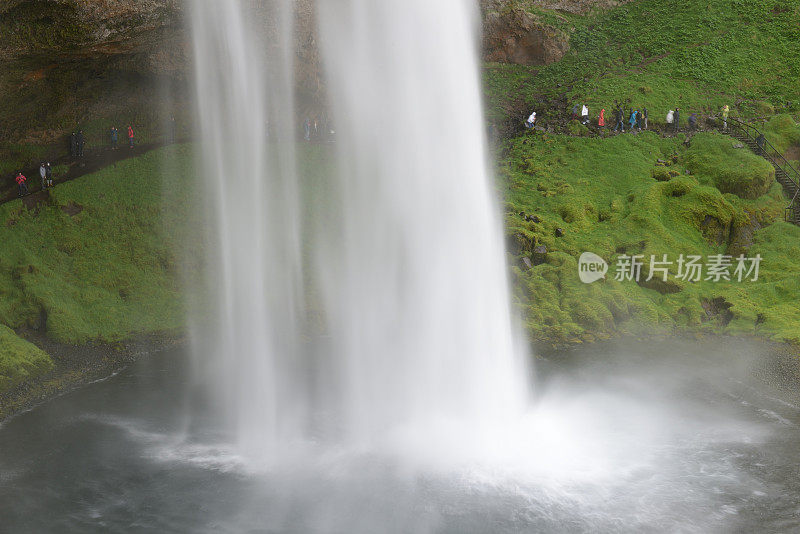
[76,130,85,157]
[70,132,77,157]
[128,125,135,148]
[581,104,589,125]
[598,108,605,128]
[721,104,730,131]
[674,108,681,132]
[666,109,674,129]
[756,133,766,153]
[525,111,537,129]
[39,163,47,190]
[629,109,638,132]
[688,113,698,131]
[110,126,119,150]
[15,172,28,196]
[572,104,579,120]
[45,162,53,188]
[642,107,649,130]
[614,106,624,132]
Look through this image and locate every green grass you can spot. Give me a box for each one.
[484,0,800,127]
[0,324,53,391]
[762,114,800,154]
[0,144,198,392]
[684,133,775,198]
[499,130,800,344]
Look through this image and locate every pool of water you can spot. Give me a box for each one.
[1,337,799,533]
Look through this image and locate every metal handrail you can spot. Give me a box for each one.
[728,118,800,185]
[728,117,800,221]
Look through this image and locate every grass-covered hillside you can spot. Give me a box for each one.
[500,126,800,344]
[484,0,800,127]
[485,0,800,346]
[0,145,198,393]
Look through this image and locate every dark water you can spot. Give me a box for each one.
[1,338,800,533]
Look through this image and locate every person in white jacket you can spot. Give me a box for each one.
[39,163,47,190]
[525,111,537,129]
[581,104,589,125]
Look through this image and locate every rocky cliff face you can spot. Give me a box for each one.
[0,0,183,65]
[0,0,627,154]
[480,0,633,66]
[481,2,570,66]
[0,0,187,154]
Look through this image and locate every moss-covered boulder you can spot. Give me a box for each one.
[684,134,775,199]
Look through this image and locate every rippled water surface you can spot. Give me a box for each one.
[1,338,799,533]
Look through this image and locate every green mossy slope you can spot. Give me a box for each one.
[0,324,53,391]
[0,144,197,392]
[500,131,800,344]
[684,134,775,199]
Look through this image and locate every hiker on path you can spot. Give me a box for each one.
[70,132,77,158]
[76,130,85,157]
[15,172,28,196]
[674,108,681,132]
[45,162,53,188]
[757,133,766,153]
[642,107,649,130]
[629,110,638,132]
[688,113,698,131]
[128,125,135,148]
[598,108,606,128]
[39,163,47,190]
[614,106,624,132]
[666,109,674,129]
[581,104,589,125]
[110,126,119,150]
[721,104,730,131]
[572,104,579,120]
[525,111,537,129]
[635,110,643,130]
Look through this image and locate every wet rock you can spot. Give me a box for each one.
[726,212,762,257]
[506,232,534,256]
[533,245,548,265]
[522,256,534,270]
[701,297,734,326]
[555,227,565,237]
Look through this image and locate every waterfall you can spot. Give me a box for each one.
[190,0,528,461]
[190,0,306,460]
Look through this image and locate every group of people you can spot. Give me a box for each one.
[14,162,54,197]
[526,103,732,135]
[70,125,136,157]
[110,125,136,150]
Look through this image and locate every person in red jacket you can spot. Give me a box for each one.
[15,172,28,196]
[128,125,135,148]
[598,108,606,128]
